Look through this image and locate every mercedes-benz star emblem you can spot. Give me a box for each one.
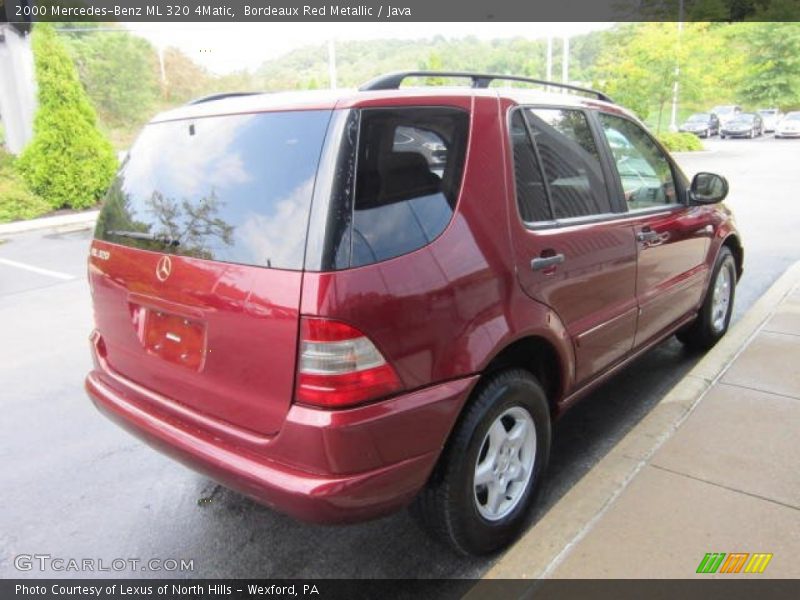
[156,255,172,282]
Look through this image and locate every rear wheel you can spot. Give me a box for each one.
[410,369,551,556]
[677,247,736,350]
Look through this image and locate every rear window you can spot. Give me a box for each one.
[95,110,331,270]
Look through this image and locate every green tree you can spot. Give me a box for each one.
[161,46,212,103]
[592,23,745,131]
[17,25,117,210]
[592,24,669,122]
[66,29,159,126]
[734,22,800,110]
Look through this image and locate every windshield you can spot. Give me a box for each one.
[687,114,709,122]
[785,113,800,121]
[730,114,754,124]
[95,110,332,270]
[759,110,777,116]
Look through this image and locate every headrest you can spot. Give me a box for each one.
[378,152,441,204]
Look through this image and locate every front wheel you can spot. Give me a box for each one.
[677,247,737,350]
[410,369,551,556]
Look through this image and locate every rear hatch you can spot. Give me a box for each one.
[89,109,332,435]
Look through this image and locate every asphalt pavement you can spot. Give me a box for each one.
[1,135,798,579]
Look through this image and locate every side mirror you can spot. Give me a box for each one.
[690,172,728,205]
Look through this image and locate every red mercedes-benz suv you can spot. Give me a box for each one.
[85,72,742,555]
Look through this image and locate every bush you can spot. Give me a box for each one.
[657,131,704,152]
[17,24,117,211]
[0,150,51,223]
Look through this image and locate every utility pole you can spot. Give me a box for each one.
[562,35,570,85]
[157,43,167,97]
[669,0,685,132]
[546,36,553,91]
[327,38,337,90]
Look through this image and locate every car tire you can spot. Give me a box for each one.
[677,247,737,351]
[720,134,726,139]
[409,368,551,556]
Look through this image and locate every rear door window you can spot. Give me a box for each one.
[522,108,612,219]
[510,111,551,223]
[349,107,469,267]
[95,110,331,270]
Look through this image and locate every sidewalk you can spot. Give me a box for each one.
[484,261,800,580]
[0,209,99,235]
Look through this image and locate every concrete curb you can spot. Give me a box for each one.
[671,148,716,156]
[474,260,800,583]
[0,210,99,236]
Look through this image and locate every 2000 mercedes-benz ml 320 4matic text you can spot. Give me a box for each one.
[86,72,743,555]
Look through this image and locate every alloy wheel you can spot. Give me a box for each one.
[711,264,732,333]
[473,406,536,521]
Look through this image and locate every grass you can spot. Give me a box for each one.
[0,148,52,224]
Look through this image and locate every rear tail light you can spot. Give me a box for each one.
[295,317,402,408]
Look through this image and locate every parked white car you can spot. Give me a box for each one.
[775,112,800,138]
[757,108,782,133]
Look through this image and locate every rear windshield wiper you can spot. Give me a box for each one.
[106,230,180,247]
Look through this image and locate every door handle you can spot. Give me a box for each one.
[636,230,660,243]
[531,254,565,271]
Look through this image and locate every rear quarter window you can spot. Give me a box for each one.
[346,107,469,268]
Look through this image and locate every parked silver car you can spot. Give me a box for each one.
[710,104,742,129]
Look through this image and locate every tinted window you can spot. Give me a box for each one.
[95,110,331,269]
[510,111,551,222]
[524,108,611,219]
[599,113,678,210]
[349,107,468,267]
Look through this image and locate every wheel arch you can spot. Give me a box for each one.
[421,334,563,491]
[478,335,564,418]
[721,233,744,280]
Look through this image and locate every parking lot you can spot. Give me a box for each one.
[1,135,799,579]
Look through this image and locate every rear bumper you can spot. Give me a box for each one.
[86,347,476,524]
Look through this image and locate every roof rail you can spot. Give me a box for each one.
[359,71,613,103]
[186,92,261,106]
